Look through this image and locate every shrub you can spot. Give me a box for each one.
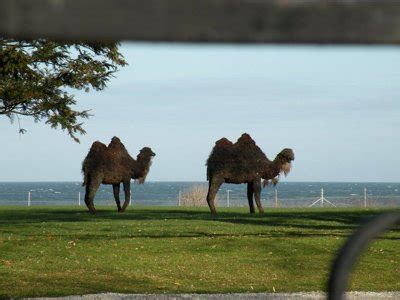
[180,185,217,207]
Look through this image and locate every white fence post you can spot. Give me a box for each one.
[321,188,324,207]
[28,191,31,206]
[178,190,181,206]
[364,188,367,208]
[226,190,231,207]
[78,192,81,206]
[275,189,278,208]
[309,188,335,208]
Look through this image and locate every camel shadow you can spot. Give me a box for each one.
[1,207,398,241]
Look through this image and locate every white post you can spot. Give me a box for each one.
[321,188,324,207]
[28,191,31,206]
[226,190,232,207]
[78,192,81,206]
[309,187,335,208]
[364,188,367,208]
[275,189,278,208]
[178,190,181,206]
[130,189,132,206]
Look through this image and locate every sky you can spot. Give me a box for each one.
[1,43,400,182]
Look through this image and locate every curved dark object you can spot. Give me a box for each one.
[328,213,400,300]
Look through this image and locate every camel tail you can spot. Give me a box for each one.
[81,160,88,186]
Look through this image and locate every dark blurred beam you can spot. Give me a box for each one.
[1,0,400,44]
[328,213,400,300]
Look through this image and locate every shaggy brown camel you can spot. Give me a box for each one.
[206,133,294,214]
[82,137,155,213]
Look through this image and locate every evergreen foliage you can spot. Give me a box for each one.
[0,39,127,142]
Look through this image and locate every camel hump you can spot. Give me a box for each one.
[215,137,233,147]
[82,141,107,176]
[234,133,268,162]
[90,141,107,152]
[236,133,255,145]
[108,136,130,155]
[85,141,107,161]
[108,136,123,148]
[206,137,234,169]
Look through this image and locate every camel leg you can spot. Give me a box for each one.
[253,179,264,214]
[120,180,131,212]
[113,183,122,212]
[84,177,101,214]
[247,182,255,213]
[206,178,222,215]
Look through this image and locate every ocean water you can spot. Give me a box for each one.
[0,181,399,207]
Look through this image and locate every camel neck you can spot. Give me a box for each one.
[262,157,284,179]
[134,154,153,182]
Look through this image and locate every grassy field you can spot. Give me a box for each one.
[0,206,399,298]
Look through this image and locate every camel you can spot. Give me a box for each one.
[82,137,155,213]
[206,133,294,214]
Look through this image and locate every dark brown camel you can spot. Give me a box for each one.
[82,137,155,214]
[206,133,294,214]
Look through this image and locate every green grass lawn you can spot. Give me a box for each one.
[0,206,399,298]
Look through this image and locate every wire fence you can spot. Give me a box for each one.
[0,182,399,208]
[225,194,400,208]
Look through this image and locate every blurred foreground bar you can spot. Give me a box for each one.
[1,0,400,44]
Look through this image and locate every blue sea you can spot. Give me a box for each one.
[0,182,399,207]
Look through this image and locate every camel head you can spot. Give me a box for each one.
[135,147,156,184]
[261,148,294,187]
[138,147,156,158]
[276,148,295,176]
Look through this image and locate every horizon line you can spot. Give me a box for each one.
[0,180,399,184]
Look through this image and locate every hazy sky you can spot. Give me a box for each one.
[1,43,400,182]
